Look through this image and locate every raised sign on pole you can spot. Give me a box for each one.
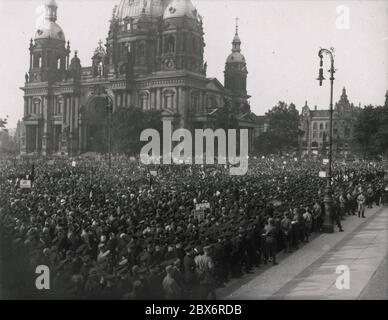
[20,180,31,189]
[195,202,210,222]
[319,171,327,178]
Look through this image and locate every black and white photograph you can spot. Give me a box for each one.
[0,0,388,305]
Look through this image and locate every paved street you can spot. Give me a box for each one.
[220,206,388,300]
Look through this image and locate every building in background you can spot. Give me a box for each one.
[299,87,361,157]
[20,0,257,156]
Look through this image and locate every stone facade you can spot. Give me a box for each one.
[20,0,256,156]
[299,87,361,156]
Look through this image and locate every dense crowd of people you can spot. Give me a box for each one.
[1,154,387,299]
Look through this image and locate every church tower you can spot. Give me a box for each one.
[22,0,71,156]
[28,0,70,84]
[224,19,248,99]
[158,0,205,74]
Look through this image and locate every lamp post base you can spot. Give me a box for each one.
[322,186,335,233]
[321,221,334,233]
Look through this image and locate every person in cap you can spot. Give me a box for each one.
[145,265,164,300]
[194,245,216,300]
[162,265,182,300]
[262,218,279,266]
[331,199,344,232]
[357,190,366,218]
[280,212,292,253]
[183,245,197,299]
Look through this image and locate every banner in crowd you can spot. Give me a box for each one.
[20,180,31,189]
[195,202,210,222]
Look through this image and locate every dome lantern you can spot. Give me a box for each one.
[35,0,65,42]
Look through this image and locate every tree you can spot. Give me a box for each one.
[0,115,8,131]
[253,131,277,155]
[255,102,301,155]
[354,105,388,158]
[111,107,162,155]
[215,98,239,130]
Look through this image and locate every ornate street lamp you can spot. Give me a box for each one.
[317,47,335,233]
[106,96,113,169]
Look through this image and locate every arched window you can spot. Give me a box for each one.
[57,99,63,115]
[33,54,41,68]
[33,99,41,114]
[57,57,61,69]
[166,36,175,53]
[97,61,103,77]
[139,93,149,110]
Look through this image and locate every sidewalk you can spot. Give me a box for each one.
[219,206,388,300]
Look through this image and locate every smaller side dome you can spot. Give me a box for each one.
[35,20,65,41]
[226,52,245,63]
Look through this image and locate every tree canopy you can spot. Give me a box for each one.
[111,107,162,155]
[254,101,301,155]
[354,104,388,158]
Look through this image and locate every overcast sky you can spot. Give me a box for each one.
[1,0,387,128]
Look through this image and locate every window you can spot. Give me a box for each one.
[97,61,103,76]
[319,132,323,138]
[313,122,317,130]
[325,122,329,130]
[164,90,175,109]
[33,54,42,68]
[33,100,40,114]
[57,57,61,69]
[57,99,63,115]
[139,93,149,110]
[319,123,324,130]
[191,92,200,112]
[166,36,175,53]
[313,131,317,138]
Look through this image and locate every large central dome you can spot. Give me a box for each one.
[116,0,169,21]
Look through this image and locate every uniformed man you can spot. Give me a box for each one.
[357,191,366,218]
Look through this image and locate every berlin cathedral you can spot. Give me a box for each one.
[20,0,257,156]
